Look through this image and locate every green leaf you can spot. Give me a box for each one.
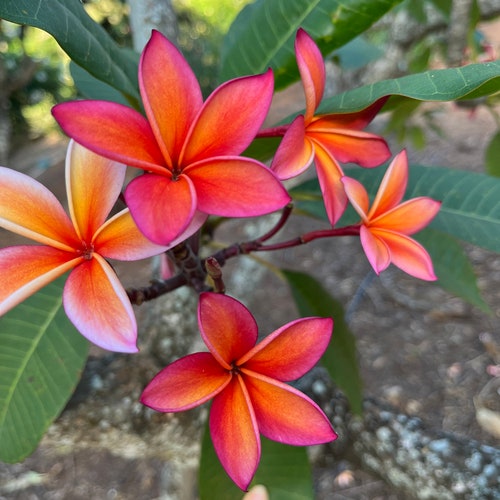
[220,0,402,89]
[0,0,139,102]
[282,270,363,414]
[414,229,490,313]
[199,421,314,500]
[485,130,500,177]
[0,277,89,463]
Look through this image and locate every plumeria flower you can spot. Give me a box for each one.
[140,292,337,490]
[270,28,391,225]
[341,150,441,281]
[52,30,290,245]
[0,140,173,352]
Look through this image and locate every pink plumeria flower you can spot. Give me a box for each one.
[0,141,172,352]
[52,30,290,245]
[270,28,391,225]
[140,292,337,490]
[341,150,441,280]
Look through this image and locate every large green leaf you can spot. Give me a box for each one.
[283,270,363,414]
[220,0,402,89]
[0,277,89,463]
[0,0,139,102]
[199,421,314,500]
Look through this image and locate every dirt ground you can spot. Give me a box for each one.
[1,63,500,500]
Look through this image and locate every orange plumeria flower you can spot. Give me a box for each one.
[270,28,391,225]
[0,141,173,352]
[140,292,337,490]
[341,150,441,280]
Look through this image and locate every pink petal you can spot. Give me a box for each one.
[124,173,196,245]
[52,101,167,174]
[66,140,127,242]
[181,70,274,165]
[239,317,333,381]
[198,293,258,369]
[369,150,408,219]
[139,30,203,166]
[140,352,231,411]
[341,176,370,222]
[295,28,325,123]
[210,375,260,491]
[63,255,138,352]
[372,228,438,281]
[270,116,314,180]
[186,157,291,217]
[0,167,79,251]
[242,371,337,445]
[360,225,391,274]
[0,246,80,316]
[312,142,347,226]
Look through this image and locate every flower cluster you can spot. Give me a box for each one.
[0,28,440,490]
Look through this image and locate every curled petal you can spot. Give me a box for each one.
[360,226,391,275]
[270,116,314,180]
[140,352,231,412]
[242,371,337,445]
[0,167,78,251]
[66,140,127,241]
[182,70,274,164]
[186,157,291,217]
[239,317,333,381]
[0,246,80,316]
[52,101,167,174]
[341,176,370,222]
[372,228,437,281]
[140,30,203,165]
[210,376,260,491]
[124,173,196,245]
[63,255,138,352]
[295,29,325,123]
[198,293,258,369]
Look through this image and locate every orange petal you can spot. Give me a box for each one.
[295,28,325,123]
[0,167,79,251]
[359,225,391,274]
[241,371,337,445]
[139,30,203,165]
[369,150,408,219]
[270,116,314,180]
[371,228,437,281]
[341,176,370,222]
[210,375,260,491]
[198,293,258,369]
[140,352,231,411]
[63,255,138,352]
[186,157,291,217]
[181,70,274,165]
[0,246,79,316]
[66,141,127,242]
[239,317,333,381]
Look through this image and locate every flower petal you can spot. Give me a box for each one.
[360,225,391,275]
[341,176,370,222]
[66,140,127,241]
[63,255,138,352]
[139,30,203,166]
[295,28,325,123]
[242,371,337,445]
[0,167,78,251]
[312,142,347,226]
[140,352,231,411]
[198,293,258,369]
[372,228,438,281]
[270,116,314,180]
[186,157,291,217]
[210,375,260,491]
[52,101,166,174]
[181,70,274,165]
[239,317,333,381]
[124,173,196,245]
[0,246,79,316]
